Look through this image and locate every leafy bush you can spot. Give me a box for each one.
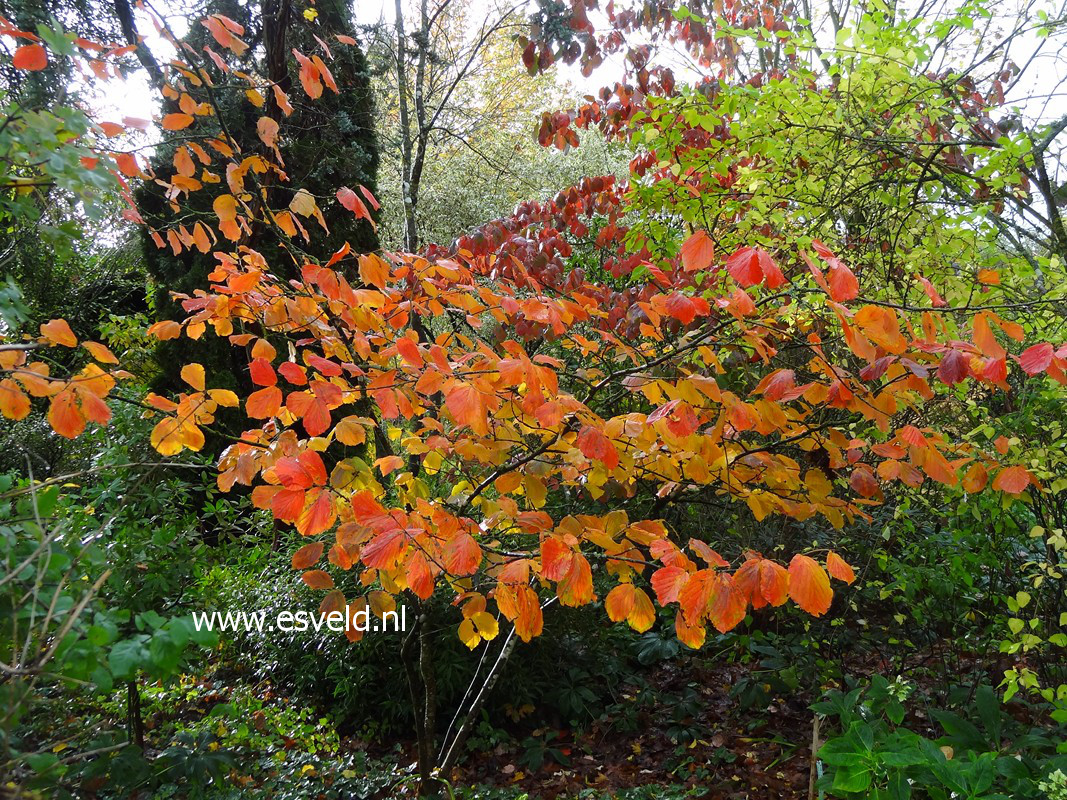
[815,677,1067,799]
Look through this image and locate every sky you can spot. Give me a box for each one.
[93,0,1065,172]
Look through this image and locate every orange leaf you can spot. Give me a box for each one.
[679,230,714,272]
[162,113,195,131]
[828,264,859,302]
[540,536,573,581]
[651,565,689,605]
[361,529,407,569]
[678,569,715,623]
[825,552,855,585]
[707,573,747,633]
[788,555,832,616]
[292,542,324,569]
[627,587,656,632]
[992,465,1030,495]
[605,583,636,622]
[358,253,389,289]
[302,569,334,589]
[0,379,31,420]
[333,416,367,446]
[147,320,182,340]
[757,559,790,606]
[40,319,77,347]
[556,553,594,606]
[396,336,423,367]
[246,386,282,418]
[13,44,47,71]
[962,462,988,493]
[297,488,336,536]
[48,390,85,438]
[443,532,481,575]
[257,116,280,149]
[576,424,619,470]
[445,382,488,435]
[180,363,205,391]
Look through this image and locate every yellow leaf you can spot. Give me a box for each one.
[290,188,318,217]
[180,363,206,391]
[471,611,499,641]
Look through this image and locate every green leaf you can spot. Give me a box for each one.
[832,762,872,793]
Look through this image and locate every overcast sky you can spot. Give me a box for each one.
[96,0,1064,166]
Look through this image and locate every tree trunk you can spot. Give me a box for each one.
[394,0,419,252]
[127,679,145,751]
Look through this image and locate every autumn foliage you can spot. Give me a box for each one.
[1,7,1064,655]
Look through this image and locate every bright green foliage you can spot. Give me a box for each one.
[815,678,1067,799]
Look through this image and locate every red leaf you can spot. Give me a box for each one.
[1019,343,1054,376]
[13,44,47,71]
[757,250,787,289]
[937,350,969,386]
[663,292,708,324]
[916,275,947,307]
[828,264,859,302]
[249,358,277,386]
[576,425,619,470]
[725,247,763,287]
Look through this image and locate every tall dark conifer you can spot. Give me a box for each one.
[137,0,379,398]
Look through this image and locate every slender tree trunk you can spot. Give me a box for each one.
[438,628,518,775]
[418,610,440,792]
[127,679,145,750]
[394,0,420,252]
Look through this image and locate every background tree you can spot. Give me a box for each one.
[372,14,628,249]
[135,0,380,395]
[369,0,534,251]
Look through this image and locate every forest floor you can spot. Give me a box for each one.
[442,657,818,799]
